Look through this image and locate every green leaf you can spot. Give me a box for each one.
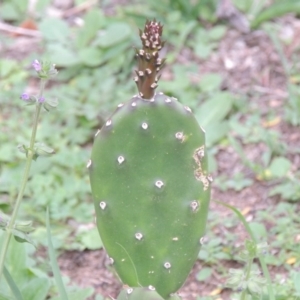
[205,120,229,147]
[39,18,70,42]
[249,222,267,240]
[195,92,234,128]
[96,23,132,48]
[46,44,78,67]
[46,208,69,300]
[78,48,103,67]
[3,266,24,300]
[196,267,212,281]
[194,43,213,59]
[199,73,223,92]
[251,1,300,29]
[50,288,94,300]
[76,9,105,48]
[208,25,227,41]
[21,278,50,300]
[79,227,102,250]
[293,271,300,294]
[268,157,291,178]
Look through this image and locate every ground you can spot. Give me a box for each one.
[1,1,300,300]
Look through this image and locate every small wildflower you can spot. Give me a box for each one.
[38,97,45,103]
[20,93,30,101]
[32,59,42,72]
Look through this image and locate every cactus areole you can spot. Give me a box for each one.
[89,20,211,299]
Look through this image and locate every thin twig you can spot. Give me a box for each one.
[0,22,41,38]
[62,0,98,18]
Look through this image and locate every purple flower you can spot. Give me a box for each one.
[32,59,42,72]
[20,93,30,101]
[38,97,45,103]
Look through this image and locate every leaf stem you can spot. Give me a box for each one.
[0,79,47,279]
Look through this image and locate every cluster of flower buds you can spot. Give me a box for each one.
[134,20,166,99]
[20,60,58,111]
[32,59,58,79]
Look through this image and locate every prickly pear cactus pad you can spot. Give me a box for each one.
[88,20,211,299]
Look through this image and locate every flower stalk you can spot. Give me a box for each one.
[0,61,57,279]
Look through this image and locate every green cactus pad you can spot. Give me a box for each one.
[89,92,211,299]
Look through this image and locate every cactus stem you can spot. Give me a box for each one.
[99,201,107,210]
[135,20,165,99]
[86,159,92,168]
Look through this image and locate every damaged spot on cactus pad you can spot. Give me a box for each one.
[148,285,156,291]
[117,103,124,108]
[207,174,213,182]
[193,147,210,191]
[155,180,164,188]
[106,119,112,126]
[95,130,100,137]
[142,122,148,129]
[172,237,179,241]
[175,132,185,142]
[131,102,137,107]
[190,200,200,212]
[164,262,171,269]
[196,146,205,160]
[135,232,143,240]
[117,156,125,164]
[195,172,210,191]
[184,106,192,113]
[99,201,107,210]
[127,288,133,295]
[86,159,92,168]
[165,97,172,103]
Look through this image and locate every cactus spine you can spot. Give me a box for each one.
[89,20,211,299]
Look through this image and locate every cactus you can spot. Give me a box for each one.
[117,287,181,300]
[88,20,211,299]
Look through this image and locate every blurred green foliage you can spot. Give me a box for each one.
[1,0,300,299]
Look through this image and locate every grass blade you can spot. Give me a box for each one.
[46,207,69,300]
[215,200,275,300]
[3,265,24,300]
